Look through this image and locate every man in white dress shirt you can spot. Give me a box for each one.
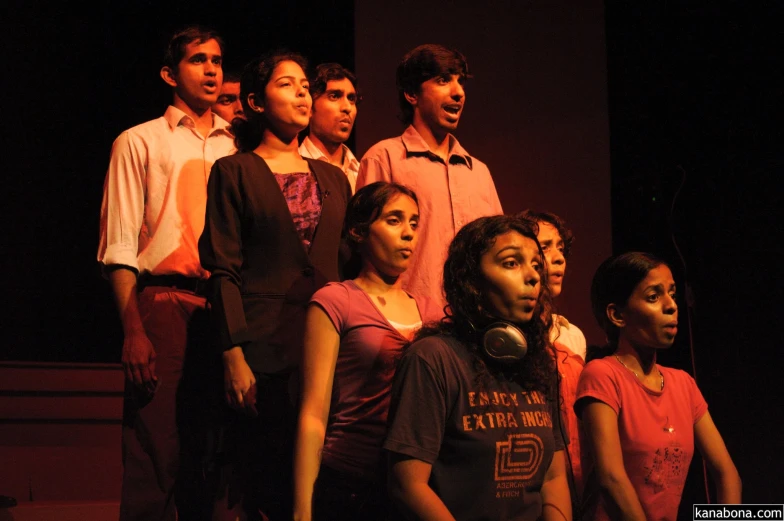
[97,25,235,521]
[298,62,360,192]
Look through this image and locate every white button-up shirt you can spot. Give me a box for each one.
[298,135,360,193]
[97,106,236,278]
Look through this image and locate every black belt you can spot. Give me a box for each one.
[137,274,209,295]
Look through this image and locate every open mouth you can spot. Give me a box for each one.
[444,105,461,115]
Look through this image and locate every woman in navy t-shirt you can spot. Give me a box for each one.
[384,215,572,521]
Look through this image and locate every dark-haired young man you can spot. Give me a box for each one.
[299,62,360,192]
[97,26,235,521]
[356,44,502,308]
[212,70,244,125]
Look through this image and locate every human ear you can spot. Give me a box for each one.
[160,66,177,88]
[246,93,265,114]
[348,227,364,245]
[403,90,418,106]
[606,303,625,328]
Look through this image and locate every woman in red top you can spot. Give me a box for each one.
[576,252,741,520]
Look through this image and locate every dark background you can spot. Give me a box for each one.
[606,2,783,508]
[2,0,356,364]
[353,1,613,346]
[2,0,781,505]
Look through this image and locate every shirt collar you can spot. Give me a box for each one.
[164,105,233,135]
[342,144,360,172]
[300,135,326,160]
[301,135,359,172]
[400,125,473,168]
[211,112,233,130]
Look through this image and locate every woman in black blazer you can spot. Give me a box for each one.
[199,49,351,521]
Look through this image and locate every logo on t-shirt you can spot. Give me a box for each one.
[495,433,544,481]
[461,389,554,499]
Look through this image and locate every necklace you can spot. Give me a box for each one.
[615,355,664,391]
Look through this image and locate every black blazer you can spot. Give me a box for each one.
[199,153,351,375]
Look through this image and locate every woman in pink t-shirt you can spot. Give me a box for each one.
[576,252,741,520]
[293,182,442,521]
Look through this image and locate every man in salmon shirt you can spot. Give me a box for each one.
[356,44,503,310]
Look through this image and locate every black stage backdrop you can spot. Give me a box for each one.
[2,0,782,505]
[605,2,784,506]
[2,0,355,363]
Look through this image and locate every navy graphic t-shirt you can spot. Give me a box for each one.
[384,334,565,521]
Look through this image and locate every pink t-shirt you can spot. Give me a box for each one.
[310,280,443,479]
[357,126,503,309]
[575,357,708,521]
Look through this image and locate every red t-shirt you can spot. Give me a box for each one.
[554,343,586,499]
[575,357,708,521]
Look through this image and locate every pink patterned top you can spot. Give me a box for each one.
[273,171,322,252]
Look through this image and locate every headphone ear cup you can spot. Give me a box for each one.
[482,322,528,363]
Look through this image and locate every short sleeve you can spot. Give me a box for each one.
[413,293,446,325]
[383,337,449,463]
[356,154,392,190]
[309,282,351,335]
[688,373,709,424]
[575,359,621,417]
[569,323,588,360]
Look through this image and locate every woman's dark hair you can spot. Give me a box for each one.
[418,215,556,395]
[517,209,575,258]
[341,182,418,279]
[587,251,667,361]
[233,49,309,152]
